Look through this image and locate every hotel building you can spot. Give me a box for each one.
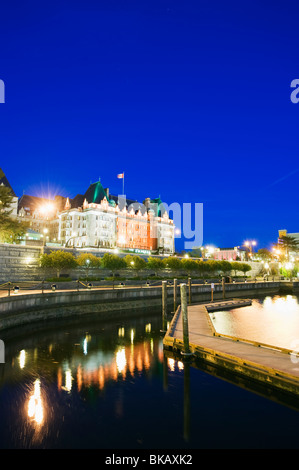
[213,246,247,261]
[1,168,175,254]
[58,180,175,254]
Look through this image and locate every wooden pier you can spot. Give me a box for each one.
[163,299,299,396]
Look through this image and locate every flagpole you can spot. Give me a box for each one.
[123,172,125,195]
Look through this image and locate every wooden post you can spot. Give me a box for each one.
[188,277,192,305]
[222,276,226,299]
[180,283,192,356]
[161,280,167,332]
[173,278,177,313]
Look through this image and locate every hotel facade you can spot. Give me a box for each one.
[12,175,175,254]
[58,181,175,254]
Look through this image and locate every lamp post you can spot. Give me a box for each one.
[244,240,257,260]
[40,228,49,253]
[65,232,77,247]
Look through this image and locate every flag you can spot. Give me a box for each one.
[117,173,124,179]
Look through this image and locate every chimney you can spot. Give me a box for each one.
[143,197,151,209]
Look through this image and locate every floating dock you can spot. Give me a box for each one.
[163,299,299,397]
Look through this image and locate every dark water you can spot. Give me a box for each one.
[0,296,299,449]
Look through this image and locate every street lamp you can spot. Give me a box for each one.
[66,232,77,247]
[40,228,49,253]
[244,240,257,259]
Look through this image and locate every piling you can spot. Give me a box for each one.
[173,278,177,313]
[161,280,168,332]
[188,277,192,304]
[180,283,192,356]
[211,283,214,302]
[222,277,226,299]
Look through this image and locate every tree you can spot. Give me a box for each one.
[188,248,203,258]
[257,248,273,261]
[218,260,232,276]
[231,261,241,277]
[239,263,252,278]
[199,261,211,279]
[40,250,78,278]
[0,185,28,243]
[278,236,299,261]
[194,260,205,277]
[76,253,101,279]
[124,255,147,276]
[163,256,182,272]
[207,260,220,277]
[101,253,127,279]
[181,258,198,277]
[147,257,164,277]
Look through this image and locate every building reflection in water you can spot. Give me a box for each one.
[28,379,44,425]
[19,350,26,369]
[52,322,167,393]
[10,318,188,439]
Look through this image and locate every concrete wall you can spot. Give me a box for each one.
[0,244,42,281]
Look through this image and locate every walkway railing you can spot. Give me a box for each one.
[0,277,293,298]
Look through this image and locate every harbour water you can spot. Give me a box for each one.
[0,294,299,449]
[209,294,299,351]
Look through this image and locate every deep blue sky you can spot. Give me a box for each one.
[1,0,299,252]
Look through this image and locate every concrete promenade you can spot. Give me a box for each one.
[0,279,298,337]
[163,300,299,396]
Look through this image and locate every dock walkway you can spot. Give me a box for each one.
[163,300,299,396]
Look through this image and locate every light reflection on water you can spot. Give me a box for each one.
[210,295,299,350]
[0,315,172,448]
[1,301,299,449]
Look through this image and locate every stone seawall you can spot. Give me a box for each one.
[0,281,297,332]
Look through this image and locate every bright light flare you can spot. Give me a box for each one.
[28,379,44,425]
[39,203,55,215]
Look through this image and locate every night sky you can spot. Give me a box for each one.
[1,0,299,252]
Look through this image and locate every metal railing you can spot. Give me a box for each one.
[0,277,293,298]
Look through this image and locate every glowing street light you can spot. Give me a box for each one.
[244,240,257,258]
[39,202,55,218]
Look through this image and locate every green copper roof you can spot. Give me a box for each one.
[84,180,112,205]
[150,197,166,217]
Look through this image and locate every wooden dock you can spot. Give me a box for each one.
[163,299,299,396]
